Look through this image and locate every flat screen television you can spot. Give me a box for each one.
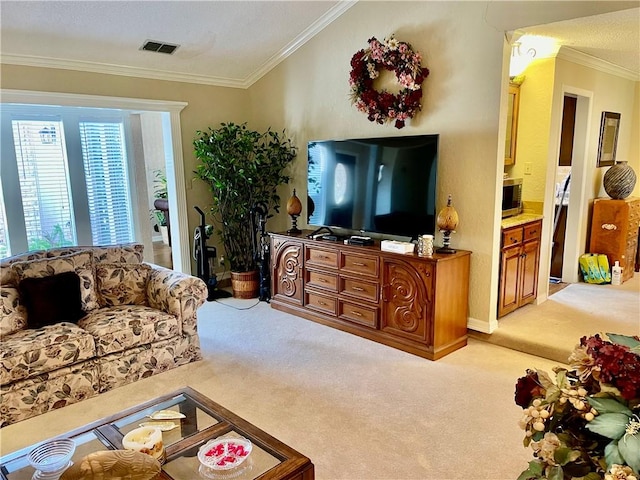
[307,134,438,240]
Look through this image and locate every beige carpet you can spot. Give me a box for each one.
[0,298,563,480]
[470,273,640,363]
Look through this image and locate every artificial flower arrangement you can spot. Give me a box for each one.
[515,333,639,480]
[349,35,429,129]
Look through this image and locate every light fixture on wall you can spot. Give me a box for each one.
[510,41,537,78]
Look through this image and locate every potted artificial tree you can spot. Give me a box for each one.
[194,123,296,298]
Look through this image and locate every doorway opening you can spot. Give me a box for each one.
[546,88,592,289]
[550,94,575,290]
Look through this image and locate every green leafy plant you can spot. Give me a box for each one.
[194,122,296,272]
[28,224,73,250]
[515,333,640,480]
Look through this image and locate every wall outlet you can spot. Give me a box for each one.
[524,162,532,175]
[218,256,225,266]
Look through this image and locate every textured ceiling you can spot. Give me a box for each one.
[0,1,638,87]
[522,7,639,76]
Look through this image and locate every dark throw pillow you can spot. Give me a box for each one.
[18,271,86,328]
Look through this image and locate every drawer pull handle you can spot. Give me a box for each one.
[318,278,327,283]
[352,262,366,266]
[318,300,327,306]
[601,223,618,231]
[351,311,362,317]
[352,286,364,291]
[529,230,537,235]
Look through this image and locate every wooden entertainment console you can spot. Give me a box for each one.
[269,231,471,360]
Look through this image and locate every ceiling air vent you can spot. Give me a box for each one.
[140,40,179,55]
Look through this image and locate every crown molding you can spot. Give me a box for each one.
[557,47,639,81]
[244,0,358,87]
[0,54,247,88]
[0,1,358,90]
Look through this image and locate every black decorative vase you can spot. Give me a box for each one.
[603,161,636,199]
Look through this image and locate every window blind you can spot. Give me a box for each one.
[80,121,133,245]
[11,119,76,250]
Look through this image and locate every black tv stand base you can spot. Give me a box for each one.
[307,226,334,239]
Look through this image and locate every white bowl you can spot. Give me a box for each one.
[197,437,252,471]
[28,439,75,473]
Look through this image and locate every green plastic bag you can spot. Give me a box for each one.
[579,253,610,284]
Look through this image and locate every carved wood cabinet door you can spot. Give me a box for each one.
[380,259,433,345]
[271,239,303,305]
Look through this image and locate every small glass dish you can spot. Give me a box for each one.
[28,438,75,476]
[197,436,252,471]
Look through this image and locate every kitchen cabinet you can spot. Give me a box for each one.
[498,219,542,317]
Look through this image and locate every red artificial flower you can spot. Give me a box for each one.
[580,334,640,400]
[349,35,429,129]
[514,369,545,408]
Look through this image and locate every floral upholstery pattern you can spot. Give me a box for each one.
[0,244,206,427]
[0,251,46,287]
[11,251,99,312]
[96,264,151,307]
[0,322,96,385]
[98,334,201,392]
[1,360,99,427]
[78,306,179,356]
[47,243,144,264]
[147,265,207,337]
[0,287,27,338]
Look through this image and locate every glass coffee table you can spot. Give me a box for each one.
[0,387,314,480]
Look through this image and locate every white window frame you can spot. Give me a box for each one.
[0,90,190,273]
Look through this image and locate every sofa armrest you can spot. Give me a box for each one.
[146,264,207,337]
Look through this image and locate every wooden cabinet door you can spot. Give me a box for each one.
[519,239,540,306]
[380,259,431,344]
[498,244,521,317]
[271,239,303,305]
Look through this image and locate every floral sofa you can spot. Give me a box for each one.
[0,243,207,427]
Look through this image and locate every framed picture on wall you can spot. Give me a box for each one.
[596,111,621,167]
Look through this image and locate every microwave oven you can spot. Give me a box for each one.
[502,178,523,218]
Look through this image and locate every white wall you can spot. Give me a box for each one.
[249,1,640,332]
[250,1,508,330]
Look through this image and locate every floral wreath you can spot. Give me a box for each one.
[349,35,429,129]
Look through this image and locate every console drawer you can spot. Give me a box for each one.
[339,301,377,328]
[340,253,378,277]
[306,247,339,269]
[306,292,337,315]
[340,277,378,302]
[306,269,338,292]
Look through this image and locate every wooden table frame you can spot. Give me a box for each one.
[1,387,314,480]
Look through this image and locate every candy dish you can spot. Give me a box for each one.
[28,438,75,479]
[197,437,252,471]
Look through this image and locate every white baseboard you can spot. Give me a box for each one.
[467,316,498,334]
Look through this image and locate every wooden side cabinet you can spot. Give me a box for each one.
[498,219,542,318]
[270,232,471,360]
[271,237,304,306]
[589,197,640,283]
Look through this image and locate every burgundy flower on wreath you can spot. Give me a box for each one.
[349,35,430,129]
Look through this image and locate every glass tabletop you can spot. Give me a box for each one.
[162,430,280,480]
[0,388,311,480]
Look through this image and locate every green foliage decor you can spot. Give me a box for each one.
[194,123,296,272]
